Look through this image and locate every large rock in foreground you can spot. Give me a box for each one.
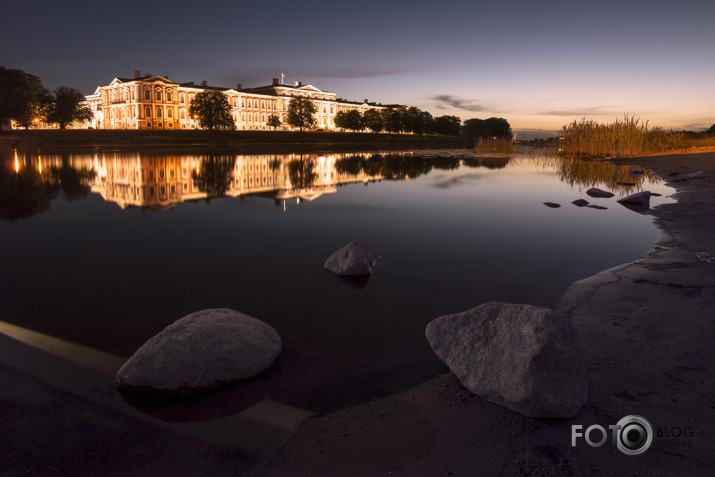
[116,308,281,396]
[425,302,588,418]
[324,240,378,277]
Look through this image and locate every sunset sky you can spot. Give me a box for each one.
[2,0,713,137]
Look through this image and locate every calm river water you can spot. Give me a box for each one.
[0,147,675,414]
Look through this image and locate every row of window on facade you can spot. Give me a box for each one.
[106,106,297,124]
[105,87,290,110]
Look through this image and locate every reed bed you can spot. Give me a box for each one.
[531,155,661,196]
[473,137,515,154]
[559,115,686,159]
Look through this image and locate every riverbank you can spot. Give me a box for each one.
[257,152,715,476]
[0,129,470,151]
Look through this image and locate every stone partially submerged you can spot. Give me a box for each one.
[629,166,644,176]
[425,302,588,418]
[116,308,282,396]
[324,240,379,277]
[617,191,651,205]
[684,171,706,180]
[586,188,614,198]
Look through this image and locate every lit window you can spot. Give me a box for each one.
[179,93,185,103]
[167,109,173,118]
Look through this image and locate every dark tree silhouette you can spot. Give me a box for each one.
[0,152,54,220]
[46,153,96,200]
[433,115,462,136]
[191,155,237,197]
[0,67,51,129]
[287,155,317,188]
[362,109,383,133]
[47,87,92,129]
[267,114,281,130]
[334,110,362,131]
[462,117,512,144]
[286,97,316,131]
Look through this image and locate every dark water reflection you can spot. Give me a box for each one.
[0,147,674,416]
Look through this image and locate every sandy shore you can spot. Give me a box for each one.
[1,151,712,476]
[257,152,715,476]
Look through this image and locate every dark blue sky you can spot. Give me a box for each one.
[2,0,713,135]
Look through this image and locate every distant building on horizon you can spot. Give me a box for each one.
[85,71,396,131]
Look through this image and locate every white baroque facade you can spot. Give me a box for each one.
[85,71,391,131]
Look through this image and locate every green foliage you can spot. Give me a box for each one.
[708,123,715,134]
[188,90,236,131]
[267,114,281,130]
[47,86,92,129]
[0,67,50,128]
[559,115,686,158]
[334,110,363,131]
[286,97,316,131]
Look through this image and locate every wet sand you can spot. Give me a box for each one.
[1,150,713,476]
[259,151,715,476]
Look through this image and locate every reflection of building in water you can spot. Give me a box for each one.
[84,153,385,210]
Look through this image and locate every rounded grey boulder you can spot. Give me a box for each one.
[425,302,588,418]
[116,308,281,396]
[324,240,378,277]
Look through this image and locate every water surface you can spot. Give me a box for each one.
[0,147,675,414]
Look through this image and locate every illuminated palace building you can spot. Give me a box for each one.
[85,71,390,131]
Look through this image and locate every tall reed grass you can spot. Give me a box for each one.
[473,137,515,154]
[559,115,685,159]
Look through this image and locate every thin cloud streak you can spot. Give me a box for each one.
[536,107,613,117]
[431,95,488,112]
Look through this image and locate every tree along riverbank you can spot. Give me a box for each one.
[0,129,471,150]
